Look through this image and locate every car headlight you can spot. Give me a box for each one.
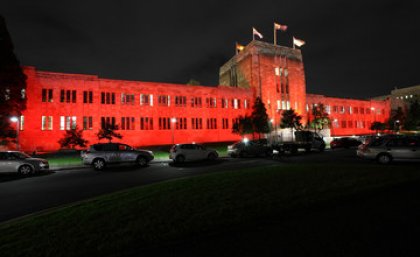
[39,162,48,167]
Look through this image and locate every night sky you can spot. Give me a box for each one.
[1,0,419,99]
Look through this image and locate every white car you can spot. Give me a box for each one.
[0,151,49,174]
[169,143,218,163]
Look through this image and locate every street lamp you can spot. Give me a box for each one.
[10,116,20,151]
[171,118,177,145]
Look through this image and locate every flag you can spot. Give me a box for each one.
[252,27,263,39]
[293,37,305,47]
[274,22,288,31]
[236,42,245,52]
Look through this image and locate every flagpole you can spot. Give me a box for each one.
[252,28,255,41]
[274,24,277,46]
[235,42,238,55]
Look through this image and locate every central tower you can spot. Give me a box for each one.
[219,40,308,126]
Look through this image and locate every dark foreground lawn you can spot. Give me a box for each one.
[1,164,420,257]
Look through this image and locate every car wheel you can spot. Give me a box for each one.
[92,158,106,170]
[208,153,217,161]
[136,156,148,167]
[377,153,392,164]
[18,164,33,175]
[175,155,185,163]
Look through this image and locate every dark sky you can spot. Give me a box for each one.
[1,0,419,98]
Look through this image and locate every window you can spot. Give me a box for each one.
[191,97,202,108]
[333,106,338,113]
[353,107,358,114]
[121,117,135,130]
[121,93,135,105]
[175,118,187,130]
[341,120,347,128]
[191,118,203,129]
[206,97,217,108]
[333,119,339,128]
[42,89,53,102]
[158,95,170,106]
[206,118,217,129]
[360,108,365,114]
[101,92,115,104]
[221,98,229,108]
[19,116,24,131]
[158,117,171,130]
[60,116,77,130]
[101,117,116,129]
[140,94,153,106]
[348,121,353,128]
[83,116,93,130]
[340,106,345,114]
[222,118,229,129]
[175,96,187,107]
[140,117,154,130]
[244,99,250,109]
[232,99,239,109]
[83,91,93,104]
[60,90,76,103]
[41,116,53,130]
[325,105,331,114]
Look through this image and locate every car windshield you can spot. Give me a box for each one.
[10,152,31,159]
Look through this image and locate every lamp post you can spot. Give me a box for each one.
[394,120,400,134]
[171,118,177,145]
[10,116,20,151]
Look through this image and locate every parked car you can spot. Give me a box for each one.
[227,140,272,157]
[330,137,362,149]
[81,143,154,170]
[0,151,49,174]
[357,135,420,164]
[169,143,218,163]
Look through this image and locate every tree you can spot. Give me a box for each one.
[186,79,201,85]
[0,16,27,142]
[280,109,303,130]
[370,121,386,135]
[58,126,88,149]
[310,103,330,132]
[97,123,123,142]
[387,107,405,132]
[251,97,271,139]
[232,115,253,137]
[404,100,420,131]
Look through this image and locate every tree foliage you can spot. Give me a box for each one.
[232,115,253,136]
[404,100,420,131]
[387,107,405,131]
[370,121,386,134]
[58,126,88,149]
[97,123,123,142]
[251,97,271,138]
[0,16,27,140]
[310,103,330,132]
[280,109,303,130]
[186,79,201,86]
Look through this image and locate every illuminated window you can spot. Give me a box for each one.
[140,117,154,130]
[244,99,250,109]
[42,89,53,102]
[325,105,331,114]
[232,99,239,109]
[333,106,338,113]
[20,116,24,131]
[140,94,152,106]
[21,89,26,99]
[340,106,345,114]
[278,101,282,110]
[60,116,77,130]
[83,116,93,130]
[348,106,352,114]
[121,93,135,105]
[41,116,53,130]
[275,67,280,76]
[221,98,229,108]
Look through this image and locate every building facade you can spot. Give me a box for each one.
[14,40,390,151]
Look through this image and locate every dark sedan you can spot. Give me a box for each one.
[330,137,362,149]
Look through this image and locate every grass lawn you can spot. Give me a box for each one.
[0,163,419,257]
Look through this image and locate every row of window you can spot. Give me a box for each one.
[308,104,385,115]
[41,89,249,109]
[332,120,372,129]
[40,116,238,131]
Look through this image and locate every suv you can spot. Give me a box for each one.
[169,143,218,163]
[81,143,154,170]
[357,135,420,164]
[227,140,272,157]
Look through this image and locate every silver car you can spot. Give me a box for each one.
[81,143,154,170]
[357,135,420,164]
[0,151,49,174]
[169,143,218,163]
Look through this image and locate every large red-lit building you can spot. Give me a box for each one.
[15,40,389,151]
